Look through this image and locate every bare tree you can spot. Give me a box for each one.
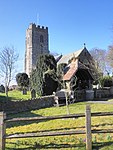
[0,46,19,97]
[107,45,113,72]
[90,48,109,75]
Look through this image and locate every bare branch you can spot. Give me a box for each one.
[0,46,19,96]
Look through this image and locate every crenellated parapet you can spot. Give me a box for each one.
[28,23,48,31]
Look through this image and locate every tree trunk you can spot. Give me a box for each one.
[5,86,8,98]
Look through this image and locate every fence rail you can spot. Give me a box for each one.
[1,105,113,150]
[6,111,113,123]
[5,113,85,122]
[5,130,86,139]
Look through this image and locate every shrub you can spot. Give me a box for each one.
[0,85,5,93]
[100,76,113,87]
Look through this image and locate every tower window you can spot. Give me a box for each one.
[40,35,44,43]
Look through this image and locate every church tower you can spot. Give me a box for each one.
[25,23,49,76]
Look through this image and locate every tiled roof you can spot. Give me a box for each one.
[63,59,78,81]
[57,48,83,65]
[63,59,91,81]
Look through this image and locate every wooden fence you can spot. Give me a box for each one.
[1,105,113,150]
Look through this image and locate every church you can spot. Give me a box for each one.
[25,23,97,93]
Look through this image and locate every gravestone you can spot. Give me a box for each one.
[22,88,27,95]
[31,89,36,99]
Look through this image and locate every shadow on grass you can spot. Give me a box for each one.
[6,141,113,150]
[27,121,113,134]
[6,111,43,128]
[6,110,113,133]
[93,141,113,150]
[0,95,12,101]
[6,141,85,150]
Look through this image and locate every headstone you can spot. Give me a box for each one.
[22,88,27,95]
[31,89,36,99]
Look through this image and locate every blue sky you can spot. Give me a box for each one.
[0,0,113,77]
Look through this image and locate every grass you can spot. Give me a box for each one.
[5,100,113,150]
[0,90,31,101]
[1,90,113,149]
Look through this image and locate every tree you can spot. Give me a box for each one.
[16,73,29,94]
[57,63,67,79]
[57,63,67,90]
[0,85,5,93]
[43,69,58,95]
[100,76,113,88]
[0,46,19,97]
[90,48,109,75]
[30,54,57,96]
[107,45,113,73]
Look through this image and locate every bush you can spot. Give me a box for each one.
[0,85,5,93]
[100,76,113,87]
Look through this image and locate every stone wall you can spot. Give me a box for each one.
[25,23,49,76]
[0,95,55,114]
[94,88,110,98]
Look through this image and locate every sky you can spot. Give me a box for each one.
[0,0,113,84]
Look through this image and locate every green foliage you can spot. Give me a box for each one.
[16,73,29,88]
[57,63,67,90]
[30,54,57,96]
[0,84,5,93]
[57,63,67,78]
[93,136,97,143]
[43,69,58,95]
[99,76,113,87]
[106,134,112,141]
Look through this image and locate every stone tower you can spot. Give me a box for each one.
[25,23,49,76]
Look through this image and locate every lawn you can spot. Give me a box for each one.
[1,90,113,149]
[0,90,31,101]
[5,99,113,150]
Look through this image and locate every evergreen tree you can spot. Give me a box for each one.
[16,73,29,94]
[30,54,58,96]
[43,69,58,95]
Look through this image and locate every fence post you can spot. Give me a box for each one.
[0,112,6,150]
[85,105,92,150]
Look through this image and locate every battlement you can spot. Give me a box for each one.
[29,23,48,30]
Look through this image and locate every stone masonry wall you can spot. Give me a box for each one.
[25,23,49,76]
[0,95,55,114]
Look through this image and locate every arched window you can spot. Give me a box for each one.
[40,35,44,43]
